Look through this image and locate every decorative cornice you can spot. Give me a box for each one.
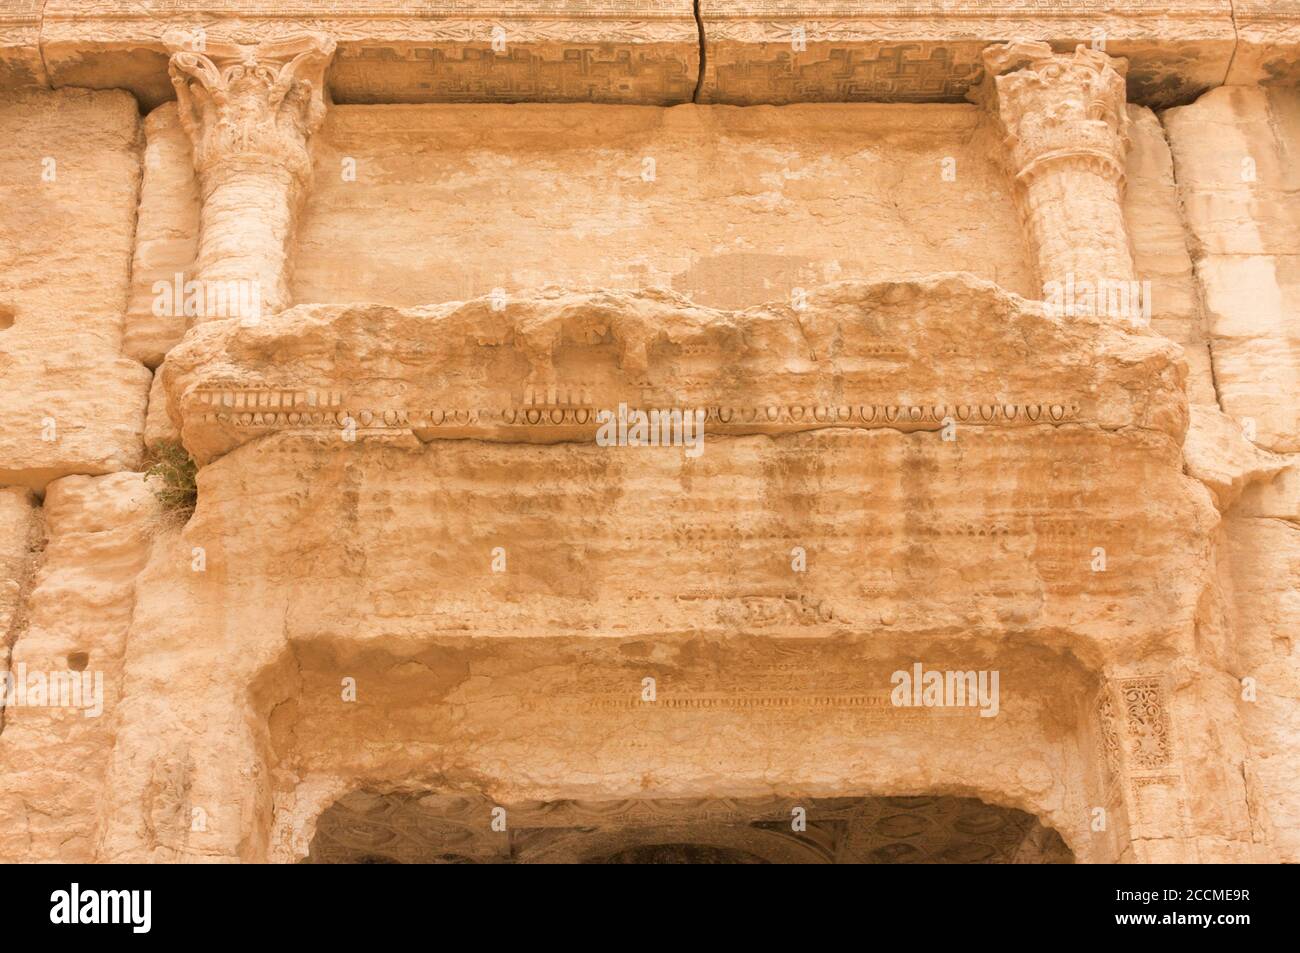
[16,3,1256,108]
[188,391,1081,429]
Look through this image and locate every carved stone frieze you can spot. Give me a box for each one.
[158,275,1187,465]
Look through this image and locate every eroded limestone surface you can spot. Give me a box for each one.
[0,10,1298,865]
[158,276,1186,462]
[0,89,151,490]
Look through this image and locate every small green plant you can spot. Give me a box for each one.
[144,441,197,520]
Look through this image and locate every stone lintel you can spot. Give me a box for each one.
[18,2,1295,109]
[38,2,701,110]
[700,2,1239,108]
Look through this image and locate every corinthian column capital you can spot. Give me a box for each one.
[972,40,1139,304]
[163,29,336,181]
[976,40,1131,187]
[161,29,337,320]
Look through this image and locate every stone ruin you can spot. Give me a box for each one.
[0,1,1298,864]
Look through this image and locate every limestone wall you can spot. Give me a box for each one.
[0,474,159,862]
[0,89,151,490]
[294,103,1036,309]
[126,96,1221,384]
[0,5,1298,865]
[1164,87,1300,863]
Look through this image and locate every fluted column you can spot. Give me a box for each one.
[973,41,1135,300]
[163,29,336,320]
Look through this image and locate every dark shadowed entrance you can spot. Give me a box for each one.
[306,791,1073,864]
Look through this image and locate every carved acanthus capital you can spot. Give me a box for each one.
[975,41,1131,186]
[164,29,336,181]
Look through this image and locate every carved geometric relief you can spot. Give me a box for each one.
[0,0,45,88]
[1119,676,1174,770]
[331,44,696,104]
[707,44,985,105]
[1094,686,1123,790]
[699,2,1236,106]
[40,2,701,106]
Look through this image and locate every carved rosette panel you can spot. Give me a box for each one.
[1119,677,1174,770]
[1095,675,1176,774]
[164,29,337,317]
[1094,675,1184,846]
[974,40,1135,295]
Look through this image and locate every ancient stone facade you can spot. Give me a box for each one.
[0,2,1297,864]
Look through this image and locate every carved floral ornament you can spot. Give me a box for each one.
[975,40,1131,186]
[162,28,336,177]
[1095,676,1175,777]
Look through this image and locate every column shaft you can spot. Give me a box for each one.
[1021,165,1134,288]
[196,160,301,315]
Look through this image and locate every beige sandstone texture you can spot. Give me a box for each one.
[0,4,1298,865]
[1161,88,1300,865]
[1166,87,1300,454]
[0,88,151,490]
[293,103,1036,309]
[0,473,159,862]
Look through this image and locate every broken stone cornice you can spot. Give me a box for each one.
[158,273,1189,467]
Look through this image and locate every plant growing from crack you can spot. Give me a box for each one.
[144,441,197,521]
